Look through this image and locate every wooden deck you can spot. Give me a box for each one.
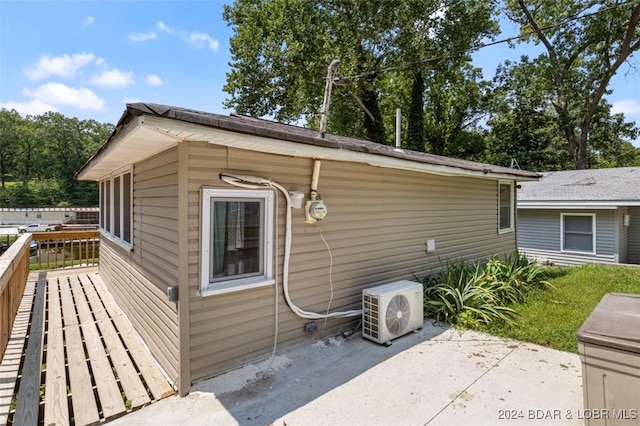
[0,268,175,425]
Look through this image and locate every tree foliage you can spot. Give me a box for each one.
[501,0,640,169]
[0,109,112,207]
[223,0,498,149]
[224,0,640,169]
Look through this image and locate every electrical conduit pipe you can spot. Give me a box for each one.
[219,173,362,319]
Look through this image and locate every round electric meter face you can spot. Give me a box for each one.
[309,201,328,220]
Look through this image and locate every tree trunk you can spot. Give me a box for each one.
[406,71,425,152]
[360,76,385,144]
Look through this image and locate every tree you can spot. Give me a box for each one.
[504,0,640,169]
[223,0,498,149]
[486,54,640,171]
[0,109,22,188]
[0,109,112,207]
[485,58,572,171]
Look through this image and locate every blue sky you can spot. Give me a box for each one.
[1,1,639,146]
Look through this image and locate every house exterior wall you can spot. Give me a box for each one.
[186,142,519,383]
[98,147,180,383]
[617,207,629,264]
[628,206,640,264]
[517,208,617,265]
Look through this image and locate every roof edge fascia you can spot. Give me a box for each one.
[139,115,539,182]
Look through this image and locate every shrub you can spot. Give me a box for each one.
[421,253,550,329]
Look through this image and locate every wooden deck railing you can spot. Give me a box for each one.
[31,230,100,270]
[0,231,99,361]
[0,234,31,361]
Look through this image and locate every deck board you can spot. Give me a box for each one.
[0,280,35,426]
[80,274,151,409]
[12,272,46,426]
[1,268,174,425]
[88,273,174,400]
[69,275,125,420]
[44,278,69,426]
[59,278,100,426]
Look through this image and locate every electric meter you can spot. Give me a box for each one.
[305,200,328,223]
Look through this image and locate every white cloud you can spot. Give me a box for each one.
[612,99,640,116]
[157,21,175,34]
[188,32,219,51]
[85,16,94,26]
[89,69,135,88]
[95,57,107,67]
[0,99,58,116]
[24,53,95,80]
[129,31,157,42]
[145,74,164,86]
[23,82,106,111]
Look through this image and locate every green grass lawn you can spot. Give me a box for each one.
[480,264,640,353]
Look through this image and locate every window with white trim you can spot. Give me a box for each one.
[498,181,514,233]
[100,169,132,247]
[561,213,595,253]
[201,188,274,295]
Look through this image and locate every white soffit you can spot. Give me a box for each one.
[78,117,181,180]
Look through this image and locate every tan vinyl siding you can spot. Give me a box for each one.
[187,142,517,383]
[99,147,180,383]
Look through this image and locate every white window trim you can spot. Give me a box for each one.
[498,180,514,234]
[99,166,133,250]
[561,213,596,254]
[200,188,274,296]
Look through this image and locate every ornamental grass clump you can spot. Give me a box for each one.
[421,253,550,329]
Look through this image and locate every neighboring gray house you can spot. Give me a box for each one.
[518,167,640,265]
[76,102,538,395]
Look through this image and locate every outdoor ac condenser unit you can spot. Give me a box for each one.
[362,280,423,345]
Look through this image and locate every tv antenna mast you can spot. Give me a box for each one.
[318,59,340,139]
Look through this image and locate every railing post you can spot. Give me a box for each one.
[0,234,32,361]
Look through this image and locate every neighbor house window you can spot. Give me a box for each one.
[561,213,595,253]
[201,188,274,296]
[498,181,514,233]
[100,168,133,248]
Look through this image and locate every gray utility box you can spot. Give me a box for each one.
[576,293,640,425]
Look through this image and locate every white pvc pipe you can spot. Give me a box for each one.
[396,108,401,148]
[311,160,321,193]
[220,173,361,320]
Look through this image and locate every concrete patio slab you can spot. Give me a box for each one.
[111,322,583,425]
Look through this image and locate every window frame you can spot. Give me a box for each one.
[498,180,515,234]
[200,187,274,296]
[99,166,133,250]
[561,213,596,254]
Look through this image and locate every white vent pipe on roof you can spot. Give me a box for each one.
[396,108,401,148]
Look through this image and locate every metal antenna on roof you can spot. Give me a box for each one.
[318,59,341,139]
[510,158,521,169]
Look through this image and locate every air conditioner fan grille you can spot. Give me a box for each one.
[385,294,410,335]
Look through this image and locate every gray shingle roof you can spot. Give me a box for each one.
[518,167,640,202]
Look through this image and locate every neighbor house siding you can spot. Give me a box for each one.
[629,206,640,264]
[99,147,180,383]
[187,142,518,383]
[617,207,629,264]
[518,209,617,265]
